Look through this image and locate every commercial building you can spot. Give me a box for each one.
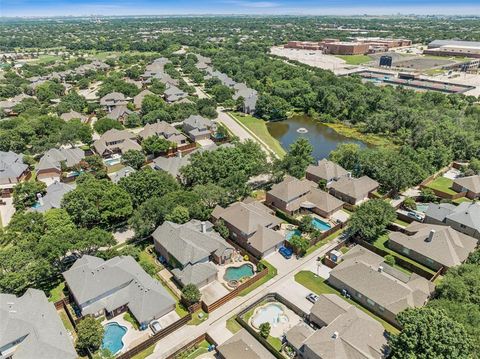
[424,40,480,58]
[324,42,370,55]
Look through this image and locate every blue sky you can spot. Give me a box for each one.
[1,0,480,17]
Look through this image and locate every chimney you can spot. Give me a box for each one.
[378,266,383,273]
[332,331,339,339]
[427,229,435,242]
[201,221,206,233]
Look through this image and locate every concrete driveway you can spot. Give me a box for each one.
[304,261,331,280]
[0,197,15,227]
[276,278,314,313]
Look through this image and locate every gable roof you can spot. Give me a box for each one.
[446,202,480,233]
[424,202,457,222]
[0,288,77,359]
[453,175,480,194]
[307,159,349,181]
[171,262,218,287]
[217,329,275,359]
[329,246,435,315]
[93,129,141,155]
[133,89,154,108]
[106,105,132,120]
[31,181,75,212]
[389,223,478,268]
[329,175,379,200]
[63,255,175,324]
[36,148,85,172]
[269,176,315,203]
[0,151,28,182]
[107,166,135,184]
[152,219,232,267]
[60,110,88,122]
[100,92,127,106]
[183,115,213,130]
[139,121,187,145]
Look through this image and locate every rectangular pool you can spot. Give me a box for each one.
[312,217,331,231]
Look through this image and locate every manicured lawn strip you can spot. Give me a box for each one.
[229,112,286,158]
[335,54,373,65]
[453,197,472,204]
[177,340,210,359]
[238,260,277,296]
[305,228,344,256]
[393,218,409,227]
[123,311,140,330]
[153,273,188,317]
[267,335,283,351]
[58,309,77,339]
[373,234,435,275]
[48,282,65,302]
[226,316,242,334]
[131,344,155,359]
[187,309,209,325]
[425,177,456,195]
[295,271,399,334]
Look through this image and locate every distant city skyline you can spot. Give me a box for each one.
[1,0,480,17]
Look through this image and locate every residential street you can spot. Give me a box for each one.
[149,235,343,358]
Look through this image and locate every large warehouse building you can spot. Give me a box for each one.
[424,40,480,58]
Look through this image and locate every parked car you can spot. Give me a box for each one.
[407,211,423,221]
[150,320,162,333]
[279,246,293,259]
[306,293,319,303]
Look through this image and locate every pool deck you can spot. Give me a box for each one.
[248,302,302,338]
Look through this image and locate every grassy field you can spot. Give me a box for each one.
[229,112,286,158]
[393,218,410,227]
[426,177,456,195]
[335,55,373,65]
[453,196,472,204]
[238,260,277,296]
[58,308,77,340]
[373,234,435,274]
[31,54,63,64]
[323,122,393,147]
[295,271,399,334]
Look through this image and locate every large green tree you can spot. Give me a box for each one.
[278,138,314,179]
[348,199,396,241]
[76,316,104,354]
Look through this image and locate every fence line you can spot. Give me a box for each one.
[165,332,218,359]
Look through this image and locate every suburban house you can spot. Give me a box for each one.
[133,89,154,109]
[328,246,435,325]
[0,94,34,115]
[306,159,349,184]
[100,92,129,112]
[60,110,88,123]
[0,151,30,197]
[108,166,135,184]
[452,175,480,199]
[63,255,176,329]
[139,121,189,149]
[425,202,480,240]
[93,129,142,157]
[141,57,170,81]
[183,115,216,142]
[153,219,234,288]
[164,84,187,103]
[0,288,77,359]
[31,181,75,212]
[328,175,379,205]
[286,294,388,359]
[212,198,284,258]
[36,147,85,184]
[388,222,478,270]
[233,83,258,115]
[217,329,276,359]
[265,176,344,217]
[105,105,132,123]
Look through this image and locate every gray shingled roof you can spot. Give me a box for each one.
[100,92,127,106]
[152,219,233,267]
[307,159,349,182]
[446,202,480,233]
[139,121,187,145]
[63,255,175,324]
[329,175,379,200]
[217,329,275,359]
[424,202,457,222]
[60,110,88,122]
[0,288,77,359]
[31,181,75,212]
[0,151,28,183]
[107,166,135,184]
[36,148,85,172]
[171,262,218,287]
[453,175,480,194]
[106,105,132,120]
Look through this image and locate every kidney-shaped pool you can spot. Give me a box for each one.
[101,322,127,355]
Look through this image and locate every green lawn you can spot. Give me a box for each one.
[453,196,472,204]
[177,340,210,359]
[131,345,155,359]
[188,309,209,326]
[335,54,373,65]
[426,177,456,195]
[58,309,77,339]
[226,316,242,334]
[106,163,125,174]
[305,228,344,256]
[267,335,283,351]
[123,311,140,330]
[238,260,277,296]
[373,234,435,274]
[48,282,65,302]
[295,271,399,334]
[229,112,286,158]
[393,218,410,227]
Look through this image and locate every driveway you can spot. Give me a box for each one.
[0,197,15,227]
[303,262,331,280]
[276,278,314,313]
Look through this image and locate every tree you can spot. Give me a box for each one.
[290,235,310,256]
[318,179,327,191]
[124,113,141,128]
[141,94,165,116]
[182,284,200,306]
[165,205,190,224]
[13,181,46,211]
[420,188,437,203]
[141,136,172,156]
[76,316,104,354]
[121,149,145,170]
[384,254,395,267]
[403,197,416,211]
[118,168,179,207]
[298,215,314,234]
[259,322,271,339]
[255,94,290,121]
[278,138,314,179]
[348,199,396,241]
[389,307,474,359]
[214,219,230,239]
[60,119,92,145]
[210,84,233,103]
[93,117,123,134]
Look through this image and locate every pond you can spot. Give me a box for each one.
[266,115,368,160]
[224,264,255,281]
[101,322,127,355]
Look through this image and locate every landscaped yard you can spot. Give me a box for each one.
[188,309,209,325]
[48,282,65,302]
[335,54,373,65]
[229,112,286,158]
[238,260,277,296]
[226,315,242,334]
[373,234,435,274]
[305,228,344,256]
[425,176,456,195]
[393,218,410,227]
[177,340,211,359]
[58,308,77,340]
[295,271,399,334]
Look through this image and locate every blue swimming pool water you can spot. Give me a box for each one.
[224,264,254,281]
[312,217,331,231]
[286,229,302,241]
[101,322,127,355]
[415,203,430,213]
[104,158,121,166]
[31,202,41,209]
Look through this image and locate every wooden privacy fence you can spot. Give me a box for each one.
[201,268,268,313]
[54,297,78,330]
[310,222,347,246]
[166,332,218,359]
[116,314,192,359]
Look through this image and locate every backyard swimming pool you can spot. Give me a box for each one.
[415,203,430,213]
[286,229,302,241]
[104,157,121,166]
[224,264,254,281]
[251,303,289,329]
[101,322,127,355]
[312,217,331,231]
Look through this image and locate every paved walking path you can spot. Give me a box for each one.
[148,236,343,358]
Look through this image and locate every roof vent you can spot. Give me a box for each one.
[427,229,435,242]
[378,266,383,273]
[201,221,207,233]
[332,331,339,339]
